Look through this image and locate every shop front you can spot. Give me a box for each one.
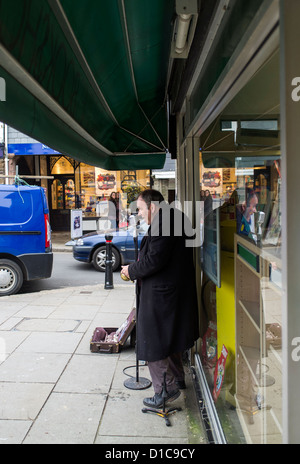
[48,155,151,232]
[198,98,282,443]
[2,0,300,444]
[197,49,282,444]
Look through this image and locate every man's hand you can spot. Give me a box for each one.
[121,265,130,279]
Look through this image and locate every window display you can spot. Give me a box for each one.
[49,157,150,229]
[64,179,75,209]
[51,179,63,210]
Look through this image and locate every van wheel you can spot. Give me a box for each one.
[92,246,120,272]
[0,260,24,296]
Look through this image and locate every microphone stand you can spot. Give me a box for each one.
[124,222,151,390]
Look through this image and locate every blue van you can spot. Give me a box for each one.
[0,184,53,296]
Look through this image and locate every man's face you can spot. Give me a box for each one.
[246,195,258,219]
[137,198,151,224]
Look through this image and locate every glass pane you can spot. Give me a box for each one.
[51,157,73,174]
[198,49,282,444]
[51,179,63,210]
[190,0,264,123]
[65,179,75,209]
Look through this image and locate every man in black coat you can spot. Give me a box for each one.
[121,189,199,409]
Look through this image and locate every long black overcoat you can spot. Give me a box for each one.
[128,205,199,362]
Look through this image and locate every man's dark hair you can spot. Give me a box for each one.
[138,189,164,209]
[245,188,258,206]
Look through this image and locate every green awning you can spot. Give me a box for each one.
[0,0,175,169]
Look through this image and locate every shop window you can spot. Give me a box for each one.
[65,179,75,209]
[49,157,150,231]
[51,156,74,175]
[198,50,282,444]
[73,163,150,221]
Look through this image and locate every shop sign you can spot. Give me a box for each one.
[7,142,60,156]
[95,168,117,196]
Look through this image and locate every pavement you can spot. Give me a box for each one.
[0,232,207,445]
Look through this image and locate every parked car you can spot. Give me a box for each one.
[72,221,148,272]
[0,184,53,296]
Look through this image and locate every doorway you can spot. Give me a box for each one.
[50,175,76,231]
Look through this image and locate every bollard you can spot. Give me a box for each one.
[104,234,114,290]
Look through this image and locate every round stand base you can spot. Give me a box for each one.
[258,374,275,387]
[124,377,152,390]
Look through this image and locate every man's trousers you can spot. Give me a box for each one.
[147,352,185,393]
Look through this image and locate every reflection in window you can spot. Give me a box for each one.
[198,50,282,444]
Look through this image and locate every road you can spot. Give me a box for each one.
[19,251,125,294]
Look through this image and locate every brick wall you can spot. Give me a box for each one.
[8,126,39,145]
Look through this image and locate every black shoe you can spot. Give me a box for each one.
[143,389,180,409]
[176,380,186,390]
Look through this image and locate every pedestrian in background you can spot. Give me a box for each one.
[108,192,119,229]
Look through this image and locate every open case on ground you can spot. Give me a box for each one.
[90,308,136,354]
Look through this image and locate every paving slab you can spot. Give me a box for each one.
[97,387,188,441]
[54,354,118,394]
[14,332,83,354]
[23,392,106,444]
[14,306,57,319]
[0,307,27,325]
[0,277,207,445]
[0,382,54,420]
[0,330,30,354]
[0,352,71,383]
[0,420,32,444]
[48,304,101,321]
[14,318,81,333]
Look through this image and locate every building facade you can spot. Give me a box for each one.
[169,0,299,444]
[1,0,300,444]
[1,127,175,232]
